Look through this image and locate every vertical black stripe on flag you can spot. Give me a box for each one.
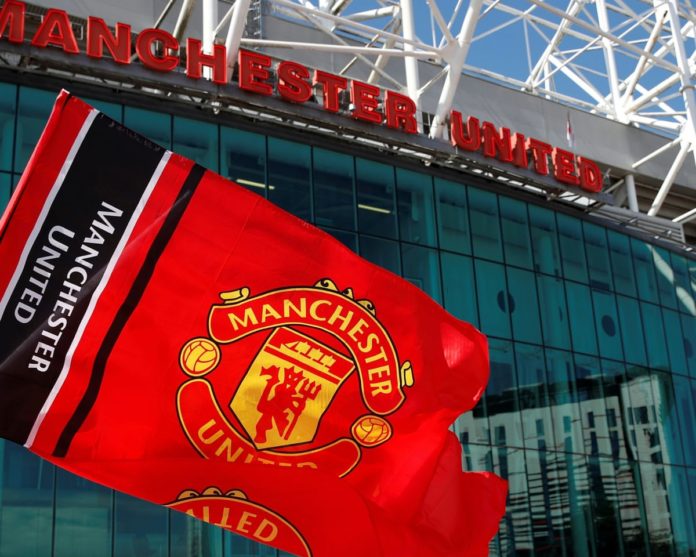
[0,113,164,445]
[53,164,206,457]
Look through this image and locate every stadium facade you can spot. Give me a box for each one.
[0,0,695,555]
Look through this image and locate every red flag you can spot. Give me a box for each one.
[0,91,506,557]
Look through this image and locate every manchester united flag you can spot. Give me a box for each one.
[0,91,506,556]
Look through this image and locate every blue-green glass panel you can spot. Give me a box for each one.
[650,371,685,466]
[0,172,10,213]
[616,295,648,366]
[15,87,56,173]
[600,359,631,461]
[662,308,688,375]
[396,168,436,246]
[529,204,561,276]
[486,339,523,448]
[113,492,168,557]
[319,227,357,252]
[440,252,479,327]
[0,443,54,557]
[681,314,696,378]
[608,230,637,297]
[673,375,696,466]
[220,127,266,194]
[669,252,696,315]
[557,213,589,283]
[546,349,583,454]
[84,97,122,122]
[537,275,571,349]
[587,456,628,557]
[313,147,355,230]
[456,393,489,445]
[0,82,16,172]
[641,302,670,370]
[170,510,222,557]
[401,244,441,302]
[173,115,218,171]
[499,197,533,269]
[575,355,608,456]
[223,531,275,556]
[53,470,111,557]
[583,222,613,291]
[592,289,624,361]
[434,178,471,254]
[355,158,397,239]
[506,267,542,344]
[667,465,696,557]
[267,137,311,221]
[124,106,171,149]
[515,343,554,450]
[652,246,678,310]
[474,259,511,339]
[631,238,660,303]
[566,281,599,355]
[358,235,400,275]
[468,188,502,261]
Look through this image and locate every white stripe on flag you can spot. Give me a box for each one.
[25,150,173,449]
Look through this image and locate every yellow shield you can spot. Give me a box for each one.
[230,327,355,450]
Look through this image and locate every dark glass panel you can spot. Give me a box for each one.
[641,302,670,370]
[124,107,172,149]
[355,158,397,238]
[652,246,678,310]
[669,252,696,315]
[223,531,275,556]
[113,492,168,557]
[84,97,122,122]
[587,456,627,557]
[583,222,613,290]
[667,465,696,557]
[468,188,503,261]
[565,281,599,355]
[506,267,542,344]
[313,147,355,230]
[0,82,16,172]
[546,349,583,454]
[662,308,688,375]
[600,359,632,461]
[15,87,56,173]
[623,365,664,463]
[440,252,479,327]
[474,259,511,338]
[557,453,595,557]
[536,275,571,349]
[395,168,436,246]
[220,127,266,195]
[608,230,638,297]
[529,205,561,276]
[557,213,589,283]
[267,137,311,221]
[173,115,219,171]
[319,227,357,252]
[53,469,111,557]
[515,343,554,451]
[401,244,442,302]
[486,339,523,448]
[434,178,471,254]
[170,510,222,557]
[456,391,489,446]
[672,375,696,466]
[650,371,684,466]
[616,295,648,366]
[499,197,533,269]
[358,235,400,275]
[592,289,624,361]
[631,238,660,303]
[0,443,54,557]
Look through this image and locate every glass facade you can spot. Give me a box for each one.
[1,82,696,556]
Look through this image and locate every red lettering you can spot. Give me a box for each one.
[526,138,553,175]
[512,132,528,168]
[579,157,603,192]
[449,111,481,151]
[552,148,580,186]
[0,0,25,44]
[31,9,78,54]
[384,91,417,134]
[313,70,347,113]
[186,38,227,84]
[86,17,130,64]
[238,49,272,96]
[482,122,513,163]
[136,28,179,72]
[350,80,382,124]
[277,60,312,103]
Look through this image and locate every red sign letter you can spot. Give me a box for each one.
[238,50,273,96]
[186,38,228,85]
[0,0,25,44]
[31,9,79,54]
[579,157,603,192]
[552,148,580,186]
[512,133,528,168]
[313,71,347,113]
[136,29,179,73]
[449,111,481,151]
[350,80,382,124]
[481,122,513,163]
[277,61,312,104]
[86,17,131,65]
[526,138,553,176]
[384,91,417,134]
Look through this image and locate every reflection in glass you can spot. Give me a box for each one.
[170,509,223,557]
[313,148,355,230]
[0,82,16,172]
[468,188,503,261]
[641,302,670,370]
[474,259,511,338]
[575,355,608,456]
[515,343,554,451]
[662,308,688,376]
[487,339,523,448]
[650,371,684,466]
[546,349,583,454]
[396,168,436,246]
[592,289,624,361]
[434,178,471,254]
[681,314,696,378]
[673,375,696,466]
[565,282,599,356]
[669,252,696,315]
[355,158,397,238]
[506,268,542,344]
[651,246,678,310]
[220,127,266,195]
[224,531,275,556]
[536,275,571,350]
[500,197,533,269]
[631,239,660,303]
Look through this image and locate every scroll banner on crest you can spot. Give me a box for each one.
[0,91,506,557]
